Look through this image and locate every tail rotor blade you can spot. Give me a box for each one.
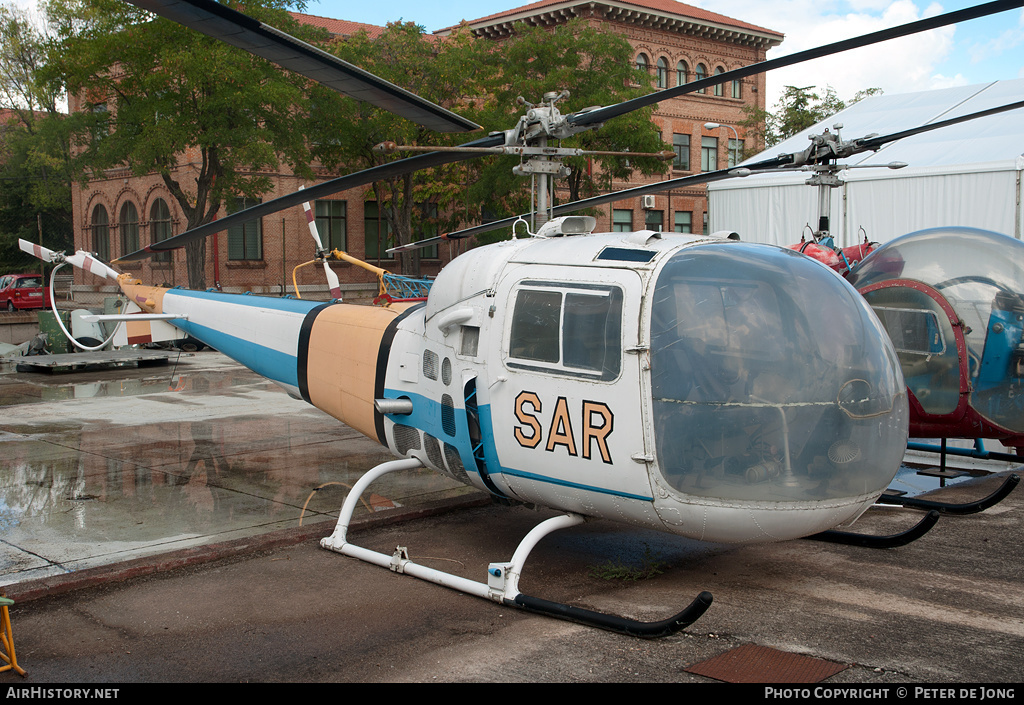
[300,193,326,252]
[299,193,342,300]
[322,261,342,300]
[19,239,58,263]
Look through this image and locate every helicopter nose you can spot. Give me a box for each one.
[647,243,908,532]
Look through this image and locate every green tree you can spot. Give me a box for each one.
[316,19,670,258]
[44,0,321,289]
[311,21,486,276]
[741,85,882,152]
[0,4,73,274]
[463,20,669,244]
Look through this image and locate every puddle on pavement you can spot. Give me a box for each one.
[0,367,271,404]
[0,354,475,581]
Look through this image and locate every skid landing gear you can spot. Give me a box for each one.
[320,459,713,638]
[877,474,1020,515]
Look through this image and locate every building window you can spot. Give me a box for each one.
[732,79,741,99]
[227,196,262,261]
[728,138,743,168]
[656,57,668,89]
[674,211,692,233]
[635,53,649,73]
[91,204,110,261]
[672,133,690,170]
[694,64,706,93]
[676,61,688,87]
[612,209,632,232]
[646,210,664,232]
[119,201,139,256]
[315,200,346,253]
[701,136,718,172]
[150,198,172,263]
[364,201,393,260]
[91,103,109,141]
[713,67,725,97]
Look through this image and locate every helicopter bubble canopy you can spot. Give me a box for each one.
[848,227,1024,434]
[650,244,908,504]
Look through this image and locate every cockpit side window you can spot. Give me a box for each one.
[508,283,623,381]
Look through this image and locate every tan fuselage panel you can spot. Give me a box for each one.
[303,302,418,443]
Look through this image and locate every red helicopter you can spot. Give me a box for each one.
[772,123,1024,479]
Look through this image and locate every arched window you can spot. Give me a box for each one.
[150,198,172,263]
[91,204,110,261]
[635,53,649,73]
[713,67,725,97]
[676,61,688,87]
[732,78,741,99]
[694,64,706,93]
[119,201,139,256]
[656,57,668,89]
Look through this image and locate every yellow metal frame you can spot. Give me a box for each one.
[292,250,391,300]
[0,595,25,677]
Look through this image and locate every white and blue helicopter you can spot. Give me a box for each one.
[22,0,1024,637]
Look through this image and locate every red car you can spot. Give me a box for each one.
[0,273,51,311]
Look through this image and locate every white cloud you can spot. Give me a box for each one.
[690,1,965,106]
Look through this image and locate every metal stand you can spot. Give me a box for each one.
[0,594,25,677]
[321,459,713,637]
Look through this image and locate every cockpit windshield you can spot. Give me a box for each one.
[650,244,907,503]
[849,228,1024,433]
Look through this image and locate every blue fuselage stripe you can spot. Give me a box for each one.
[173,320,300,388]
[383,388,653,502]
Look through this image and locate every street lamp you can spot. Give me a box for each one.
[704,122,740,168]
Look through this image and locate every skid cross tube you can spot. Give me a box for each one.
[320,459,712,637]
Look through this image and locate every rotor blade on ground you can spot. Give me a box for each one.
[116,133,506,262]
[568,0,1024,129]
[124,0,480,133]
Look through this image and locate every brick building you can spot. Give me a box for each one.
[70,0,782,300]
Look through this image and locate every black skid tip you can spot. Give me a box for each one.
[512,589,713,639]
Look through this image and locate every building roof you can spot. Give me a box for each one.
[435,0,783,47]
[290,12,387,40]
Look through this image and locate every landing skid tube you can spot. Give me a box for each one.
[320,459,713,638]
[806,510,940,548]
[877,474,1020,515]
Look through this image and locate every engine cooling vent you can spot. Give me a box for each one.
[424,433,446,473]
[423,350,439,380]
[444,443,471,485]
[393,424,422,456]
[441,394,456,437]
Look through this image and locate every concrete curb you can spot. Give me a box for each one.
[5,493,491,604]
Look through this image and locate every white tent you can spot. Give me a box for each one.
[707,79,1024,248]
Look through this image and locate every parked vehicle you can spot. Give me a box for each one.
[0,274,51,312]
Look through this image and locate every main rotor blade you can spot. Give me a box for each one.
[116,133,505,261]
[857,99,1024,152]
[392,155,795,250]
[124,0,480,133]
[568,0,1024,129]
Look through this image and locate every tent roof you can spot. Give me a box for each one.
[711,79,1024,191]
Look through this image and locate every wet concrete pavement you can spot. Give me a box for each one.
[2,474,1023,684]
[1,352,1022,683]
[0,351,477,585]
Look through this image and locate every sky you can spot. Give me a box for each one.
[7,0,1023,111]
[300,0,1024,109]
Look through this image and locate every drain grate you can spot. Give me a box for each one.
[685,644,849,683]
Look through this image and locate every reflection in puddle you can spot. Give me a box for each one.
[0,355,476,581]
